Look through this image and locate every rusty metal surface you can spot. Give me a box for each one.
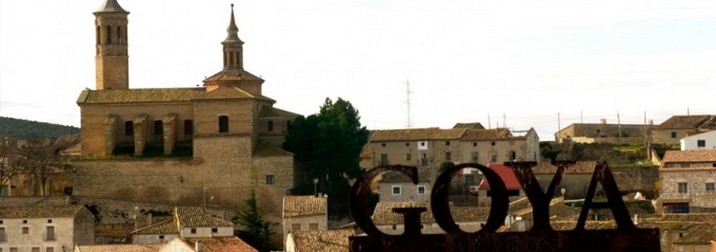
[349,162,660,252]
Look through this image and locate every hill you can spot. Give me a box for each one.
[0,116,79,140]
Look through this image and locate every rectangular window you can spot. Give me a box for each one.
[267,121,274,132]
[309,223,318,231]
[465,175,475,186]
[46,248,54,252]
[287,120,292,129]
[671,131,677,138]
[698,140,706,147]
[154,120,163,135]
[22,226,29,234]
[491,141,496,146]
[159,235,165,240]
[0,227,5,241]
[184,120,193,136]
[392,186,401,195]
[445,152,452,162]
[190,228,197,234]
[211,228,218,234]
[706,183,715,192]
[10,248,17,252]
[265,175,275,185]
[405,153,411,161]
[445,141,450,146]
[471,152,479,162]
[420,153,428,166]
[45,226,55,241]
[32,248,39,252]
[291,223,301,231]
[219,116,229,133]
[490,153,497,162]
[678,182,688,193]
[417,185,426,195]
[380,154,389,166]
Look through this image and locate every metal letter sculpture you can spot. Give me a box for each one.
[349,161,660,252]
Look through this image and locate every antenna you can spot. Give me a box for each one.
[405,79,413,128]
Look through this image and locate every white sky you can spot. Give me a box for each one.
[1,0,716,140]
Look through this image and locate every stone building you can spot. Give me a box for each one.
[554,120,652,144]
[73,0,300,216]
[0,205,95,252]
[281,196,327,247]
[657,150,716,213]
[652,115,716,145]
[377,171,432,202]
[130,207,234,244]
[360,126,539,180]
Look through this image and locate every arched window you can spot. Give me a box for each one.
[117,26,122,44]
[154,120,163,136]
[267,121,274,132]
[124,121,133,136]
[218,116,229,133]
[106,25,112,44]
[234,51,240,66]
[228,52,234,67]
[96,26,101,45]
[184,120,193,136]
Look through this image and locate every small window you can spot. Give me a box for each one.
[491,142,496,146]
[46,248,54,252]
[706,183,715,192]
[509,151,517,161]
[0,227,6,242]
[420,153,428,166]
[47,219,52,223]
[445,152,452,162]
[678,182,688,193]
[380,154,389,166]
[11,248,18,252]
[473,142,477,147]
[405,142,410,146]
[218,116,229,133]
[211,227,218,234]
[309,223,318,231]
[22,226,29,234]
[125,121,133,136]
[291,223,301,231]
[265,175,275,185]
[671,131,677,138]
[465,175,475,186]
[490,153,497,162]
[445,141,450,146]
[267,121,274,132]
[287,120,292,129]
[106,25,112,44]
[154,120,163,135]
[22,220,27,224]
[471,152,478,162]
[406,153,411,161]
[184,120,193,136]
[190,228,197,234]
[117,26,122,44]
[159,235,165,240]
[392,186,401,195]
[45,226,55,241]
[697,140,706,147]
[417,185,426,195]
[420,142,426,146]
[381,143,386,147]
[32,248,39,252]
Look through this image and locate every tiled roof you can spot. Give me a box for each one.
[75,244,162,252]
[258,106,301,118]
[379,170,432,183]
[371,201,488,225]
[255,141,293,157]
[369,128,468,142]
[77,88,204,104]
[283,196,327,218]
[453,122,485,129]
[131,219,178,235]
[659,213,716,222]
[532,161,597,174]
[478,164,522,190]
[460,128,513,141]
[185,237,258,252]
[195,86,256,99]
[290,229,355,252]
[662,150,716,163]
[203,68,264,83]
[657,115,712,130]
[176,207,233,228]
[0,205,86,218]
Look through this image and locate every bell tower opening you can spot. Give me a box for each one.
[94,0,130,90]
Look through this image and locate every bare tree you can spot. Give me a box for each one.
[17,136,77,196]
[0,136,21,196]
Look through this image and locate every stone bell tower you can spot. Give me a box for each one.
[94,0,129,90]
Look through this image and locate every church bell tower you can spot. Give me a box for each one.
[94,0,129,90]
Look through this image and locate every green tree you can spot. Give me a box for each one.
[283,97,369,216]
[233,191,273,252]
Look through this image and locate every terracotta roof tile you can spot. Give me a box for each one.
[478,164,522,190]
[662,150,716,163]
[185,237,258,252]
[75,244,162,252]
[77,88,204,104]
[371,201,488,225]
[532,161,597,174]
[453,122,485,129]
[0,205,87,218]
[131,219,178,235]
[290,229,355,252]
[657,115,712,130]
[283,196,327,218]
[460,128,513,141]
[176,207,233,228]
[195,86,255,99]
[370,128,467,142]
[203,68,264,83]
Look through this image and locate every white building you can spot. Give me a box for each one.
[680,130,716,150]
[0,205,95,252]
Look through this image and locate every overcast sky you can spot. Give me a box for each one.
[1,0,715,140]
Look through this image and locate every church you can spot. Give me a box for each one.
[74,0,301,216]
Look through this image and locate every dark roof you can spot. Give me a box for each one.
[453,122,485,129]
[0,205,87,218]
[77,87,276,104]
[95,0,128,13]
[203,68,264,83]
[371,201,489,225]
[379,170,432,183]
[461,128,513,141]
[370,128,467,142]
[283,195,327,218]
[657,115,713,130]
[478,164,522,190]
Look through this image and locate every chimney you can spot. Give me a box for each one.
[195,240,201,252]
[600,119,607,125]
